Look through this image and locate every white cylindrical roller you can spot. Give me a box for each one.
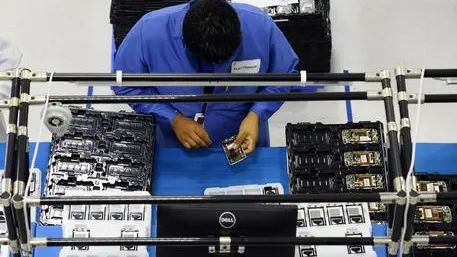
[41,102,72,136]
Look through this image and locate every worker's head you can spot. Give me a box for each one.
[183,0,241,63]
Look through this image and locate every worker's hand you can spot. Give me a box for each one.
[171,113,212,149]
[234,111,259,154]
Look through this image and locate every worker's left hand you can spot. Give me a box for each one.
[234,111,259,154]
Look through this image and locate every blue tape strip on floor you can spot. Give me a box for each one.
[345,85,353,122]
[344,70,353,123]
[86,86,93,109]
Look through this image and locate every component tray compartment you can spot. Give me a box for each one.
[41,107,156,225]
[412,174,457,257]
[286,122,389,221]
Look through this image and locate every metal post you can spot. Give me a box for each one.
[30,236,383,247]
[1,69,21,257]
[26,192,393,206]
[402,191,419,257]
[25,72,370,84]
[12,195,31,256]
[395,67,419,257]
[38,91,378,104]
[378,70,406,257]
[395,67,414,177]
[13,69,33,257]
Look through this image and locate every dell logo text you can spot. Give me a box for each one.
[219,212,236,229]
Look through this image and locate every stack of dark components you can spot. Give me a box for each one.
[286,122,389,221]
[110,0,188,49]
[412,174,457,257]
[264,0,331,72]
[110,0,331,72]
[41,108,156,225]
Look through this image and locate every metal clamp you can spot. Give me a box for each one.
[13,181,25,197]
[29,237,47,248]
[373,237,391,246]
[366,90,384,100]
[10,97,19,107]
[379,70,391,80]
[14,68,22,78]
[388,241,398,256]
[20,69,32,80]
[7,124,17,134]
[0,192,11,207]
[393,177,406,193]
[406,93,425,104]
[397,91,408,102]
[2,178,12,194]
[24,195,40,206]
[0,99,10,108]
[394,67,407,77]
[411,235,429,245]
[382,88,393,98]
[0,70,15,80]
[29,72,48,81]
[407,190,420,205]
[365,72,383,82]
[395,67,423,78]
[402,240,413,254]
[28,95,46,105]
[20,93,30,104]
[219,236,231,253]
[379,192,397,204]
[403,68,423,78]
[400,118,410,129]
[387,121,397,132]
[417,192,437,203]
[18,126,28,137]
[9,239,19,254]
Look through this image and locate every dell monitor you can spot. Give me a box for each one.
[157,203,297,257]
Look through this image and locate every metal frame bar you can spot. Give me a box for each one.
[1,69,21,257]
[394,67,457,256]
[24,235,457,248]
[31,71,370,83]
[13,69,33,257]
[1,68,457,256]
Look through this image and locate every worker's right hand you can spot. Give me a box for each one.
[171,114,212,149]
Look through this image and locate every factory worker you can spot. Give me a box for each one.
[113,0,298,153]
[0,37,23,141]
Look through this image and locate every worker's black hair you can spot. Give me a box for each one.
[183,0,241,63]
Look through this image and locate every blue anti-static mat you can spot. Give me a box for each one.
[11,142,457,257]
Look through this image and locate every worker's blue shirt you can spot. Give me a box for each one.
[112,1,299,148]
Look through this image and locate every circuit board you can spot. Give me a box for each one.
[41,108,156,225]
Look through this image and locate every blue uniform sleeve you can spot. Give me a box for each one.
[250,23,299,121]
[111,20,178,124]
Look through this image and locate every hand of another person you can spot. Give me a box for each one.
[171,114,212,149]
[234,111,259,154]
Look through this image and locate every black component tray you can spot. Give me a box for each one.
[41,108,156,225]
[286,122,389,221]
